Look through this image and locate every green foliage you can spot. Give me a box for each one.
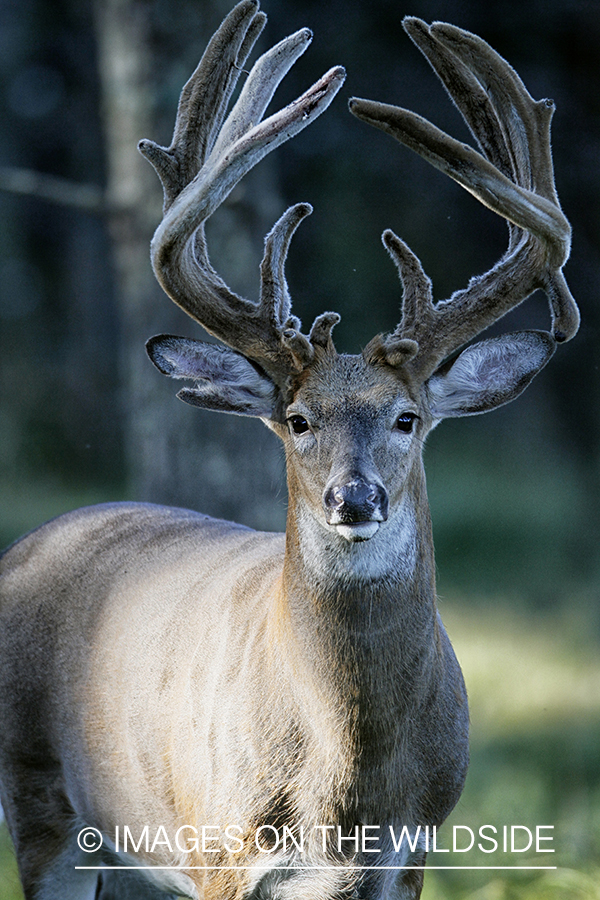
[0,475,126,550]
[422,604,600,899]
[0,1,598,897]
[0,823,22,900]
[423,867,600,900]
[425,417,599,614]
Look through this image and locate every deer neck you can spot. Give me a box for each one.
[279,461,439,716]
[271,462,442,826]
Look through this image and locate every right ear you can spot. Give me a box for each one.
[146,335,278,419]
[425,331,556,420]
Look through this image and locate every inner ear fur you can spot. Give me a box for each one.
[426,331,556,419]
[146,335,279,419]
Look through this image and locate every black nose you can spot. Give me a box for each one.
[323,478,389,525]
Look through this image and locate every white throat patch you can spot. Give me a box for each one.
[297,494,418,584]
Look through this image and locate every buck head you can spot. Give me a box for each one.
[148,317,555,548]
[142,2,577,549]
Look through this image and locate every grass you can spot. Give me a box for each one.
[1,602,598,899]
[422,601,600,899]
[0,824,22,900]
[423,867,600,900]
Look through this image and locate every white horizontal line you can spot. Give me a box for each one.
[75,865,558,871]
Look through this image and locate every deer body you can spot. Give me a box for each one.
[0,355,468,900]
[0,2,578,898]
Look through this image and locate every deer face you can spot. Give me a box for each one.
[147,328,555,552]
[279,352,426,544]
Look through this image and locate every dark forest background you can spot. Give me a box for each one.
[1,1,600,898]
[1,0,599,615]
[0,0,598,609]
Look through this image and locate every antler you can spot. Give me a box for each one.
[350,18,579,379]
[139,0,345,386]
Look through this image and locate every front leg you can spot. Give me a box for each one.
[356,850,427,900]
[95,868,181,899]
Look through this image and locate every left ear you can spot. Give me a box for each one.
[426,331,556,420]
[146,335,278,419]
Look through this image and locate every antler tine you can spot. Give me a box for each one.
[402,19,521,199]
[349,18,579,379]
[141,1,265,208]
[407,19,563,242]
[424,22,557,202]
[139,0,345,385]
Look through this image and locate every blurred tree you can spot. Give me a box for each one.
[93,0,288,526]
[0,0,288,535]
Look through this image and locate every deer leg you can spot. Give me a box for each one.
[399,864,425,900]
[359,854,426,900]
[0,765,99,900]
[94,868,179,900]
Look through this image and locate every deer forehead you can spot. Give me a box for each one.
[288,354,420,422]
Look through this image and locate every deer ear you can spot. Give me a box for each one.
[146,335,278,419]
[426,331,556,420]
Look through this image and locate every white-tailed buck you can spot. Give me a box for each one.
[0,3,578,899]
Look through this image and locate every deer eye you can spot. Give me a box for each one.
[289,415,310,435]
[394,413,418,434]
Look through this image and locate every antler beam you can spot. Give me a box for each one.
[139,0,345,384]
[350,17,579,378]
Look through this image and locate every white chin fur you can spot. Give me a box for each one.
[334,522,381,542]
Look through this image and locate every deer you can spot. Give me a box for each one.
[0,2,578,899]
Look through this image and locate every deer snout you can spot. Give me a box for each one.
[323,477,388,541]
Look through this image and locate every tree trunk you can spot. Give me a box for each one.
[93,0,286,530]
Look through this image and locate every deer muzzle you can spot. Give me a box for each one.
[323,477,389,542]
